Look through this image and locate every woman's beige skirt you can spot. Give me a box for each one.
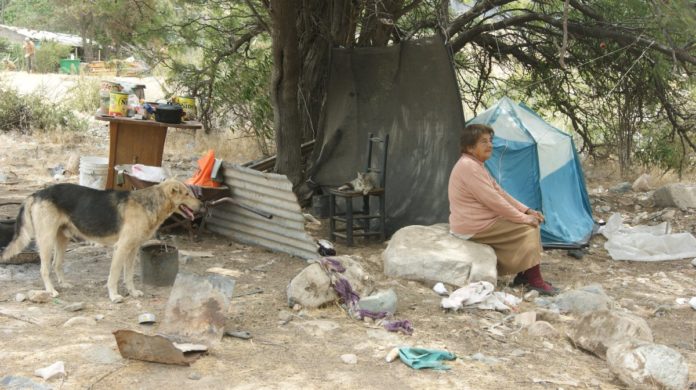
[471,218,542,275]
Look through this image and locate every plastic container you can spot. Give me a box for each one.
[139,243,179,286]
[59,58,80,74]
[79,156,109,190]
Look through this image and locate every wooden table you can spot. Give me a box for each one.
[95,116,202,190]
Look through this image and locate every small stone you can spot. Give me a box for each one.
[691,258,696,268]
[63,302,84,312]
[509,349,527,357]
[471,352,499,365]
[542,341,554,349]
[385,347,400,362]
[523,290,539,302]
[278,311,293,324]
[94,314,105,321]
[358,289,398,315]
[292,304,302,311]
[63,316,97,327]
[15,293,26,302]
[661,209,677,222]
[27,290,51,303]
[514,311,536,328]
[526,321,558,338]
[225,330,251,340]
[188,372,202,380]
[341,353,358,364]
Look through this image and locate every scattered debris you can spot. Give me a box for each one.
[432,282,449,296]
[15,293,26,302]
[62,316,96,327]
[206,267,242,278]
[179,250,214,258]
[34,361,65,380]
[63,302,84,312]
[113,329,207,366]
[138,313,156,325]
[224,330,251,340]
[397,347,456,370]
[340,354,358,364]
[385,347,400,362]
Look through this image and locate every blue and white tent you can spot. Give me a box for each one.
[467,97,594,248]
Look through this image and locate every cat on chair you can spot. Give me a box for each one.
[338,171,379,195]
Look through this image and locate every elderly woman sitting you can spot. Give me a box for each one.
[448,124,559,295]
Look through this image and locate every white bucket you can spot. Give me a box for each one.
[79,156,109,190]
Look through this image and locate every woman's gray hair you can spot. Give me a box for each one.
[460,124,494,154]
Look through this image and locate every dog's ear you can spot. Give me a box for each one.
[168,182,183,195]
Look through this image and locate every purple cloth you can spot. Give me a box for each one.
[384,320,414,335]
[358,309,388,320]
[320,257,346,273]
[333,278,360,306]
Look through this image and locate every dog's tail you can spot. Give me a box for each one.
[1,197,35,261]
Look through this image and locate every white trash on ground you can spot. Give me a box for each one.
[34,361,65,380]
[598,213,696,261]
[441,281,521,312]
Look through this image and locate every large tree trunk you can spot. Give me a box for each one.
[298,0,357,199]
[270,0,303,188]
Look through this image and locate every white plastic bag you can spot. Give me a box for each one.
[131,164,169,183]
[599,213,696,261]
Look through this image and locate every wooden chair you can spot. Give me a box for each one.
[328,133,389,246]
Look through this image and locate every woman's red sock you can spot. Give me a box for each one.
[523,264,554,291]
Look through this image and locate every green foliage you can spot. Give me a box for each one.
[65,76,101,114]
[634,129,684,172]
[34,41,72,73]
[134,1,275,150]
[0,82,88,134]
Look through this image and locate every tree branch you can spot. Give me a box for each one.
[446,0,517,38]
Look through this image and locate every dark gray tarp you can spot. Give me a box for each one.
[311,36,465,236]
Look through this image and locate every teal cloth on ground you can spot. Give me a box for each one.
[398,347,456,370]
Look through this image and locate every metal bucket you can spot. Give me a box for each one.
[139,243,179,287]
[108,92,128,117]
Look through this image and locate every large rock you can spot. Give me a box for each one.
[286,256,372,308]
[607,340,689,390]
[653,183,696,209]
[568,310,653,359]
[383,224,497,287]
[554,284,613,315]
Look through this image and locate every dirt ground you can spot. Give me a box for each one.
[1,77,695,390]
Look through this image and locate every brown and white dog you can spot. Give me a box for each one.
[1,179,202,302]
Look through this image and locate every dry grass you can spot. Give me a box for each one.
[582,158,696,190]
[163,129,267,164]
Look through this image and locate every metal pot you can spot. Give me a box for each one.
[154,103,184,124]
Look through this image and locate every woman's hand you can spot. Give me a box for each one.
[525,209,545,224]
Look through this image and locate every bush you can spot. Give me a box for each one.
[65,75,101,114]
[34,41,72,73]
[0,83,88,134]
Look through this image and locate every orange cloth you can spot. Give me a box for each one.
[186,149,220,187]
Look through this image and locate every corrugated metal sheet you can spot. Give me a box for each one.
[205,163,318,260]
